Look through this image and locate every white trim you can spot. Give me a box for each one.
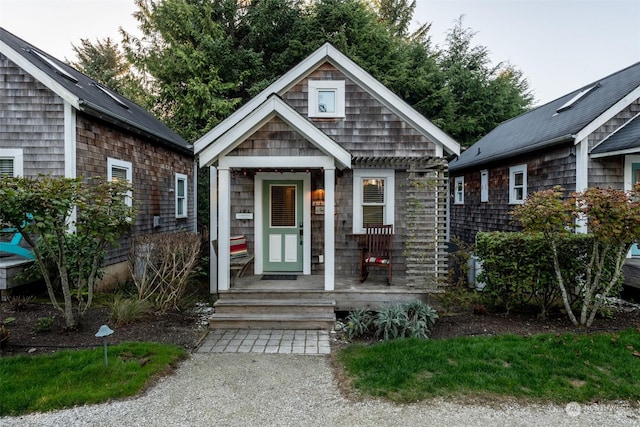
[508,164,527,205]
[198,95,351,169]
[590,110,640,156]
[175,173,188,218]
[0,39,80,108]
[352,169,395,234]
[107,157,133,206]
[218,167,231,291]
[623,155,640,191]
[574,84,640,143]
[480,170,489,202]
[308,80,345,118]
[591,147,640,158]
[454,176,464,205]
[0,148,24,177]
[63,102,76,179]
[323,168,336,291]
[193,43,459,157]
[220,156,336,170]
[209,166,218,294]
[575,138,589,193]
[254,172,311,276]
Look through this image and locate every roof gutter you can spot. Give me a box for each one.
[78,100,194,156]
[450,134,575,172]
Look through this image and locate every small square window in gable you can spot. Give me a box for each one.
[308,80,345,118]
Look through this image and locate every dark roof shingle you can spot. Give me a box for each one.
[450,61,640,171]
[0,27,192,156]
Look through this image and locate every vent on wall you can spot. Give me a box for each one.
[153,216,161,228]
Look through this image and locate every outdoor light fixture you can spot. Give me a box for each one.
[95,325,114,367]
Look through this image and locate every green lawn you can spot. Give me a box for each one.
[0,342,186,417]
[338,329,640,403]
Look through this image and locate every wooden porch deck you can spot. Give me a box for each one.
[210,272,439,330]
[229,273,438,311]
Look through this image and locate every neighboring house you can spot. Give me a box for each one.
[449,61,640,248]
[0,27,195,289]
[194,43,460,296]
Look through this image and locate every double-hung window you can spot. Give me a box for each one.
[454,176,464,204]
[0,149,24,177]
[353,169,395,234]
[107,157,133,207]
[509,164,527,204]
[175,173,188,218]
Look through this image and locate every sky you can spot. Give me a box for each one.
[0,0,638,106]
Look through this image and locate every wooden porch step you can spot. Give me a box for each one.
[209,313,336,330]
[218,289,329,300]
[214,298,335,315]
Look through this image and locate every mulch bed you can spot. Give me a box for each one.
[2,297,640,357]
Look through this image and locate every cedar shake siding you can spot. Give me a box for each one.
[76,114,195,265]
[450,142,575,244]
[283,64,438,157]
[0,54,65,176]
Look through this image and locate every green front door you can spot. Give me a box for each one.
[263,180,304,272]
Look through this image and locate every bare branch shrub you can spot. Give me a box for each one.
[129,232,200,313]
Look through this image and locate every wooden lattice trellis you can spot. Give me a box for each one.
[404,159,449,290]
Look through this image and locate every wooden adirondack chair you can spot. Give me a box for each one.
[359,224,393,285]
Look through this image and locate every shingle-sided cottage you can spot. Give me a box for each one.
[449,62,640,247]
[0,28,195,291]
[195,43,460,312]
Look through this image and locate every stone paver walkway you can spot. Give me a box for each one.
[197,329,331,355]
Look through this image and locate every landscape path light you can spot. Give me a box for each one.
[95,325,114,367]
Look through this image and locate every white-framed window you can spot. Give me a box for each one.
[308,80,345,118]
[0,149,24,177]
[509,164,527,204]
[175,173,188,218]
[352,169,395,234]
[107,157,133,207]
[480,170,489,202]
[454,176,464,205]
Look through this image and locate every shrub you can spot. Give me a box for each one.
[345,308,373,339]
[130,232,200,313]
[6,295,34,312]
[476,231,590,317]
[346,301,438,341]
[110,294,152,326]
[33,316,54,333]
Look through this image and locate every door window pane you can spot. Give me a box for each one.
[271,185,296,227]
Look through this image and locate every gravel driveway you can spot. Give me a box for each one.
[2,353,638,426]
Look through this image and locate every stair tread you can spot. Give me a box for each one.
[215,299,336,306]
[210,313,336,320]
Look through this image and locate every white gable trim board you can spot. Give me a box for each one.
[198,95,351,170]
[194,43,459,157]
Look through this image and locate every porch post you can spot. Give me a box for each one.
[218,166,231,291]
[209,166,218,294]
[324,167,335,291]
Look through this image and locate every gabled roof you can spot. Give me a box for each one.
[0,27,192,156]
[194,43,460,160]
[591,114,640,157]
[198,94,351,169]
[449,61,640,172]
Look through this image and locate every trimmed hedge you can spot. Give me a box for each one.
[475,232,592,316]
